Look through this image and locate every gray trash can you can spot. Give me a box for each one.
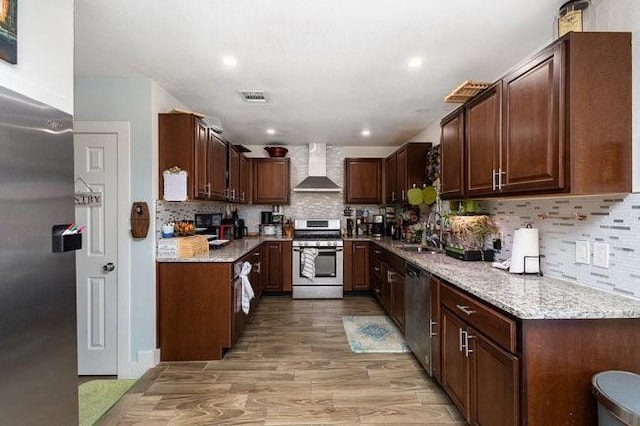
[592,371,640,426]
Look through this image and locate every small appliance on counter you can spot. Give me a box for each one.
[371,214,385,237]
[260,211,273,225]
[219,219,235,240]
[194,213,222,238]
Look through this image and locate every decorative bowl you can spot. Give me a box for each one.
[264,146,288,157]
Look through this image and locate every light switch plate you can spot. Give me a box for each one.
[593,242,609,268]
[576,240,590,264]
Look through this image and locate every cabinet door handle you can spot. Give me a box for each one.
[491,169,497,190]
[459,328,467,352]
[374,250,381,255]
[465,333,475,357]
[374,267,380,272]
[429,320,438,338]
[254,262,261,274]
[498,168,505,191]
[456,304,476,315]
[401,190,405,201]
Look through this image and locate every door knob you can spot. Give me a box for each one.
[103,262,115,272]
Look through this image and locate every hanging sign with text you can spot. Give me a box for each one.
[74,192,102,207]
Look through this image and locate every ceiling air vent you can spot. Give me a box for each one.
[238,90,269,103]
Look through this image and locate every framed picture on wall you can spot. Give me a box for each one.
[0,0,17,64]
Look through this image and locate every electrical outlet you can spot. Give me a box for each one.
[575,240,590,264]
[593,242,609,268]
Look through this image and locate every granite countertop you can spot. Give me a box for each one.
[157,234,640,320]
[368,238,640,320]
[156,236,291,263]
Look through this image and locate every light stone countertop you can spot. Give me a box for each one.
[367,237,640,320]
[157,235,640,320]
[156,236,291,263]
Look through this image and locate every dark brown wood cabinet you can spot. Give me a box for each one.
[381,249,405,331]
[263,241,292,292]
[440,32,632,199]
[384,155,397,204]
[435,277,640,426]
[252,158,291,205]
[465,84,501,197]
[440,108,465,199]
[430,276,441,383]
[500,43,564,195]
[344,159,382,204]
[439,281,518,425]
[239,154,250,204]
[344,241,369,292]
[440,306,470,418]
[207,131,228,201]
[227,145,241,202]
[159,113,212,200]
[385,143,431,204]
[369,246,383,301]
[157,262,233,361]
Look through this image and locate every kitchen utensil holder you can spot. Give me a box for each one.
[51,224,82,253]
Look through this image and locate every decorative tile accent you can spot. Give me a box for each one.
[481,194,640,298]
[155,201,225,232]
[239,145,380,234]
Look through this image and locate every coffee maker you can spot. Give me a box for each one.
[371,214,385,237]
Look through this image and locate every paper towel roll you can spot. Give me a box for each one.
[509,227,540,274]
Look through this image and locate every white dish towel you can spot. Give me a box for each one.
[239,261,254,314]
[301,248,318,281]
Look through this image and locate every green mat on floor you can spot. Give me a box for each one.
[78,379,136,426]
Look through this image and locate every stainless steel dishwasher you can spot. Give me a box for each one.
[405,263,433,376]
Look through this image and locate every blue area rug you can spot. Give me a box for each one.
[342,316,411,353]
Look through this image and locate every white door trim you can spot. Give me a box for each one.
[74,121,133,378]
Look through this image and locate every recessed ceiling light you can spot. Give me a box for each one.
[361,129,371,137]
[222,55,237,67]
[266,128,275,135]
[408,57,423,69]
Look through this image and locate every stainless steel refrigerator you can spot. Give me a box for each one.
[0,85,78,424]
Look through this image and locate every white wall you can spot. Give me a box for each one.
[74,78,189,362]
[0,0,74,113]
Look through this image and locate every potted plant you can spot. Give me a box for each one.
[446,215,497,261]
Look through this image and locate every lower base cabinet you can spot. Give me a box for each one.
[436,278,640,426]
[368,244,405,331]
[157,247,262,361]
[263,241,292,292]
[344,241,370,292]
[157,262,232,361]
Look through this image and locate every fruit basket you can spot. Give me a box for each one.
[174,221,195,236]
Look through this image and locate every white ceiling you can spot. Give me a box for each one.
[74,0,563,147]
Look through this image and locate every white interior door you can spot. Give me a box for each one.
[74,132,118,375]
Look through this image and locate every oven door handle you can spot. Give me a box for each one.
[293,247,343,252]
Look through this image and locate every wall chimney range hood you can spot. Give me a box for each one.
[293,143,341,192]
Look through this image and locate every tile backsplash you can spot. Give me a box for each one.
[482,194,640,299]
[156,145,380,235]
[155,146,640,300]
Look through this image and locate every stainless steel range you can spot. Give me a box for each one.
[292,219,343,299]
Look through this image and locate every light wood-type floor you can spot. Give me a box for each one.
[100,295,465,425]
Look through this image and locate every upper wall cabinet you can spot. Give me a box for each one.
[345,158,383,204]
[385,143,432,204]
[159,113,213,201]
[252,158,291,205]
[440,32,632,199]
[440,109,465,200]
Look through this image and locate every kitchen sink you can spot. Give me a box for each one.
[399,245,443,254]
